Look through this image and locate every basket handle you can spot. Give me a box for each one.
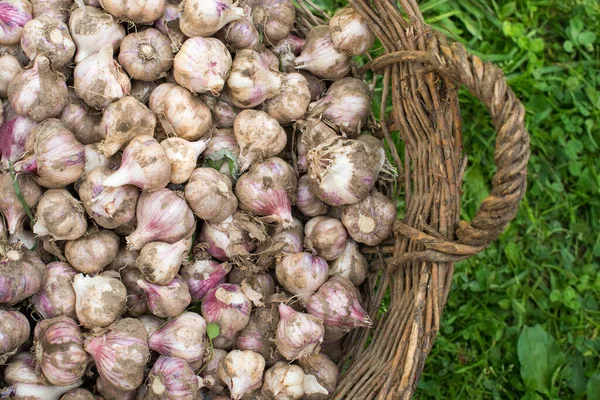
[374,41,531,265]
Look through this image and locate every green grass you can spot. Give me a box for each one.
[315,0,600,398]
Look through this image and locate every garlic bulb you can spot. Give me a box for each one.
[118,28,173,81]
[275,252,328,304]
[137,275,191,318]
[73,272,127,329]
[300,70,327,102]
[0,0,32,45]
[120,268,149,317]
[69,5,125,64]
[238,272,275,308]
[74,44,131,109]
[136,238,188,284]
[235,306,279,363]
[298,353,338,399]
[137,314,162,338]
[153,3,185,52]
[0,173,41,235]
[60,388,96,400]
[180,258,231,302]
[234,110,286,171]
[20,16,75,68]
[33,189,88,241]
[174,37,231,96]
[329,7,375,56]
[84,318,150,391]
[30,0,72,22]
[201,283,252,340]
[218,350,266,400]
[95,375,137,400]
[3,380,82,399]
[202,95,240,128]
[126,188,196,250]
[0,309,30,361]
[341,189,396,246]
[161,137,209,184]
[250,0,295,43]
[329,239,367,286]
[198,211,258,261]
[184,167,238,223]
[148,311,207,365]
[0,102,36,166]
[103,135,170,191]
[34,316,87,386]
[275,304,324,360]
[304,216,348,261]
[227,49,283,109]
[65,228,120,274]
[3,352,38,385]
[78,166,139,229]
[262,362,305,399]
[98,96,156,157]
[294,25,351,80]
[218,15,260,51]
[256,218,304,268]
[0,246,46,305]
[145,356,200,399]
[296,175,328,217]
[0,55,22,98]
[263,73,311,125]
[199,348,227,392]
[271,34,304,71]
[32,261,78,319]
[60,94,104,145]
[180,0,245,38]
[8,55,69,121]
[99,0,166,24]
[107,246,139,272]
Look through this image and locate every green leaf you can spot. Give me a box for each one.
[518,325,565,395]
[529,38,545,53]
[563,40,574,52]
[569,18,584,37]
[588,375,600,400]
[207,323,220,340]
[578,31,596,46]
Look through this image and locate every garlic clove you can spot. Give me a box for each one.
[329,239,368,286]
[262,72,311,125]
[341,189,397,246]
[145,356,200,399]
[0,173,41,235]
[262,362,305,400]
[298,352,339,399]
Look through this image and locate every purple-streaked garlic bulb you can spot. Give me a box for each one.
[137,314,163,338]
[329,7,375,56]
[262,361,305,399]
[218,350,266,400]
[235,157,297,228]
[78,166,139,230]
[145,356,201,399]
[218,14,260,51]
[148,311,207,365]
[235,305,278,363]
[95,375,137,400]
[137,275,191,318]
[0,0,33,45]
[198,211,257,261]
[153,3,186,52]
[98,0,166,25]
[174,37,231,96]
[32,189,87,241]
[250,0,295,43]
[3,352,38,385]
[33,316,87,386]
[201,96,240,129]
[69,5,125,63]
[330,239,368,286]
[161,137,210,184]
[294,25,351,80]
[125,189,196,250]
[275,304,324,360]
[201,284,251,340]
[262,73,311,125]
[65,228,120,274]
[184,167,238,223]
[0,55,23,98]
[0,173,41,235]
[180,0,245,38]
[118,29,173,82]
[180,259,231,302]
[84,318,150,391]
[341,189,396,246]
[120,268,149,317]
[296,174,328,217]
[275,252,328,304]
[298,352,339,399]
[73,272,127,329]
[304,216,348,261]
[136,238,188,285]
[0,102,36,165]
[60,94,104,145]
[20,16,75,68]
[32,261,77,319]
[0,245,46,305]
[0,309,30,360]
[199,348,227,392]
[2,370,81,400]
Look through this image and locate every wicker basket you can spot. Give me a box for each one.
[295,0,530,398]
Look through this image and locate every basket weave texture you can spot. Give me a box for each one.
[296,0,530,398]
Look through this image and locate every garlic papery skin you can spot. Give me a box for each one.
[180,259,231,302]
[340,189,396,246]
[275,252,328,305]
[239,273,275,308]
[8,55,68,121]
[4,352,38,385]
[161,137,209,184]
[137,314,163,338]
[84,318,150,391]
[304,216,348,261]
[0,309,30,361]
[74,44,131,110]
[129,80,156,105]
[65,228,120,274]
[184,167,238,223]
[126,188,196,250]
[256,218,304,268]
[99,0,166,24]
[60,388,96,400]
[235,306,278,363]
[60,95,104,145]
[0,246,46,305]
[73,272,127,329]
[78,166,139,229]
[0,55,22,98]
[296,174,328,217]
[98,96,157,157]
[145,356,200,399]
[298,353,338,399]
[118,28,173,82]
[307,276,371,330]
[199,348,227,392]
[0,173,41,235]
[33,189,88,241]
[233,110,286,171]
[217,13,260,51]
[227,49,284,109]
[120,268,149,317]
[0,0,32,45]
[329,239,367,286]
[147,311,206,365]
[307,136,383,206]
[263,73,311,125]
[136,238,188,284]
[329,7,375,56]
[201,95,240,129]
[307,77,371,137]
[95,375,137,400]
[81,143,109,174]
[137,275,191,318]
[173,37,231,96]
[180,0,245,38]
[294,25,350,80]
[0,102,36,166]
[271,34,304,71]
[20,16,75,68]
[149,83,213,141]
[34,316,87,386]
[32,261,78,319]
[30,0,72,22]
[107,246,139,272]
[198,211,256,261]
[218,350,266,400]
[300,70,327,102]
[201,284,251,340]
[153,3,185,52]
[235,157,297,227]
[3,381,82,399]
[275,304,324,361]
[103,135,171,191]
[69,5,125,64]
[248,0,295,43]
[296,118,338,172]
[262,361,305,399]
